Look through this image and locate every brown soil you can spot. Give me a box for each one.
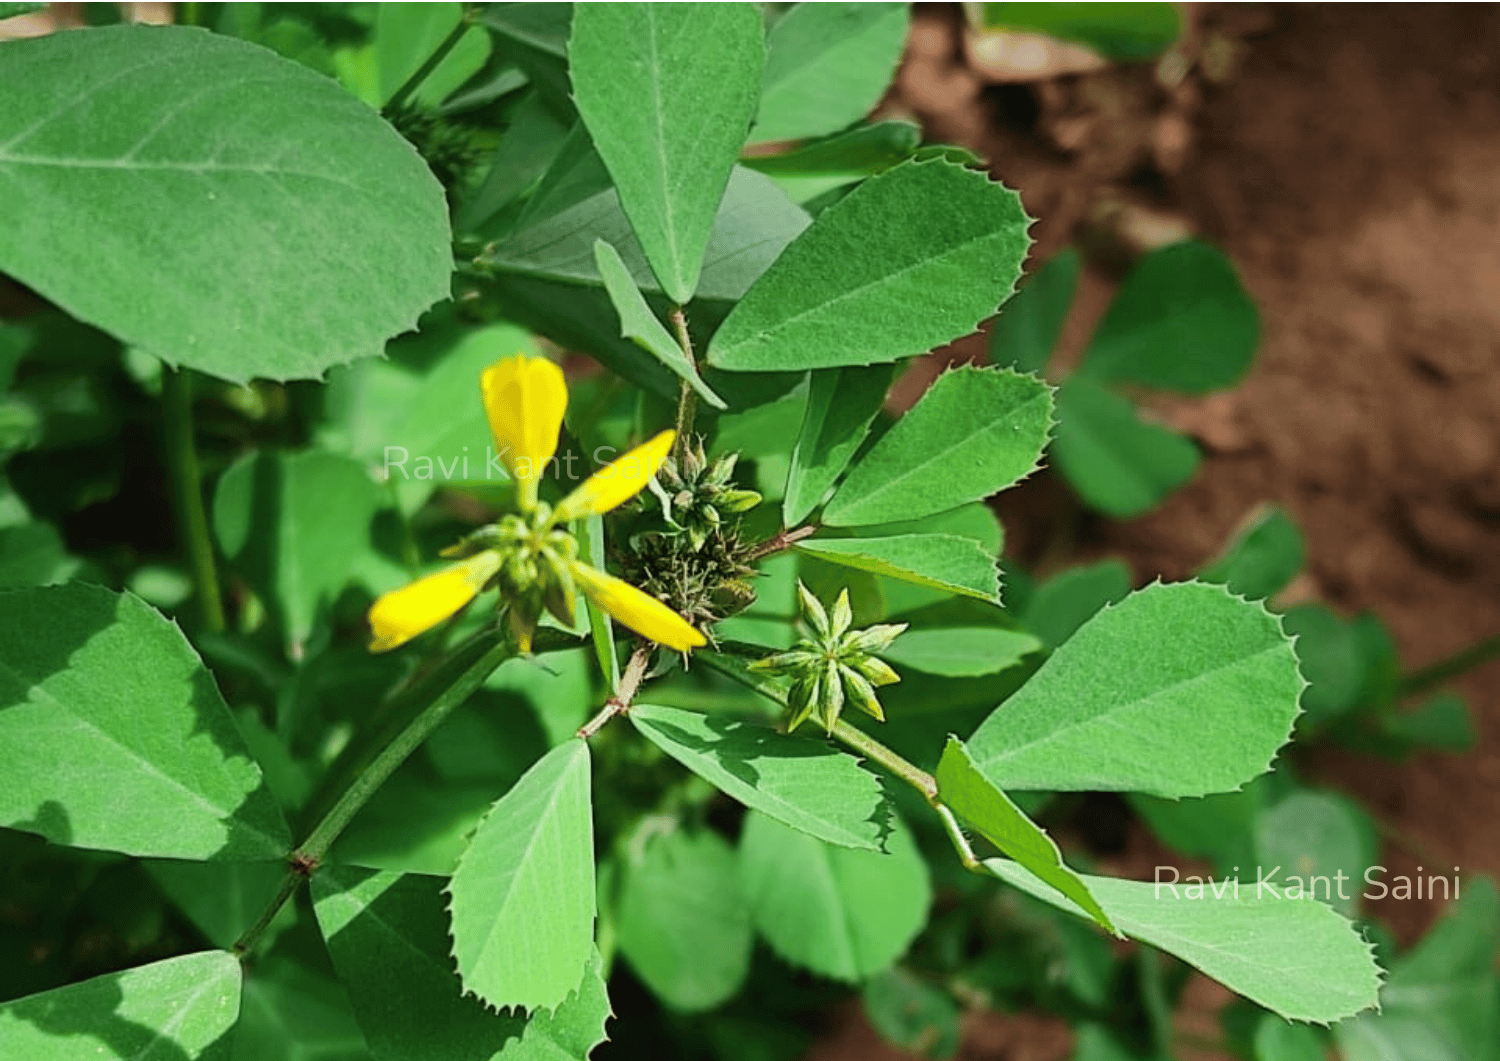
[815,4,1500,1059]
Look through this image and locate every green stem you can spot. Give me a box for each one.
[830,719,938,801]
[1399,634,1500,697]
[162,369,225,633]
[383,13,473,117]
[669,308,698,462]
[829,721,992,875]
[299,638,511,863]
[233,631,515,958]
[934,802,980,870]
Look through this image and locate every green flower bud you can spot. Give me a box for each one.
[767,582,908,733]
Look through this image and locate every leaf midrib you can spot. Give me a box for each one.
[976,642,1289,772]
[829,385,1049,520]
[0,655,272,849]
[456,745,588,978]
[635,712,875,850]
[716,213,1022,363]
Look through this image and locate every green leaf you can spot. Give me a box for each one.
[989,247,1079,376]
[212,450,385,654]
[1081,241,1259,395]
[0,26,450,383]
[824,366,1052,526]
[978,2,1181,60]
[569,3,764,304]
[1069,1023,1154,1061]
[795,535,1001,603]
[783,364,895,525]
[1019,558,1131,649]
[375,3,491,107]
[236,955,371,1061]
[0,583,290,860]
[1280,604,1365,728]
[744,119,921,178]
[487,649,596,749]
[967,581,1304,797]
[862,967,960,1060]
[487,134,809,306]
[459,92,570,233]
[323,319,540,517]
[593,240,725,409]
[1381,692,1476,753]
[1198,505,1305,601]
[0,951,242,1061]
[1334,878,1498,1061]
[739,809,931,982]
[1052,375,1199,517]
[629,703,888,850]
[1253,1014,1325,1061]
[937,737,1114,933]
[480,4,573,120]
[881,627,1040,678]
[707,160,1031,372]
[617,826,752,1012]
[145,859,290,951]
[0,3,47,19]
[1128,782,1264,879]
[986,860,1380,1024]
[1253,790,1377,916]
[754,3,909,144]
[0,519,78,589]
[447,738,595,1013]
[314,866,611,1061]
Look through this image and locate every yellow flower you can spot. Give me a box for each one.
[368,354,707,654]
[368,551,503,653]
[568,560,704,652]
[482,354,568,511]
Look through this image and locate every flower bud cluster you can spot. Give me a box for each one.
[750,582,907,734]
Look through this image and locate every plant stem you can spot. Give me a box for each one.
[935,802,980,870]
[749,524,817,560]
[162,368,225,633]
[233,632,514,958]
[1399,634,1500,697]
[578,643,654,738]
[669,308,698,462]
[383,13,472,117]
[830,719,938,801]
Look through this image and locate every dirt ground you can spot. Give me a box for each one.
[813,4,1500,1059]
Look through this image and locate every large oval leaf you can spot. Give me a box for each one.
[0,583,290,860]
[1080,240,1259,396]
[706,159,1031,372]
[616,827,752,1012]
[967,581,1304,797]
[1052,375,1200,518]
[446,739,595,1013]
[739,809,930,982]
[0,25,451,383]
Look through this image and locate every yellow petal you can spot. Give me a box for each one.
[555,430,674,522]
[368,552,502,653]
[569,560,705,651]
[481,355,567,503]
